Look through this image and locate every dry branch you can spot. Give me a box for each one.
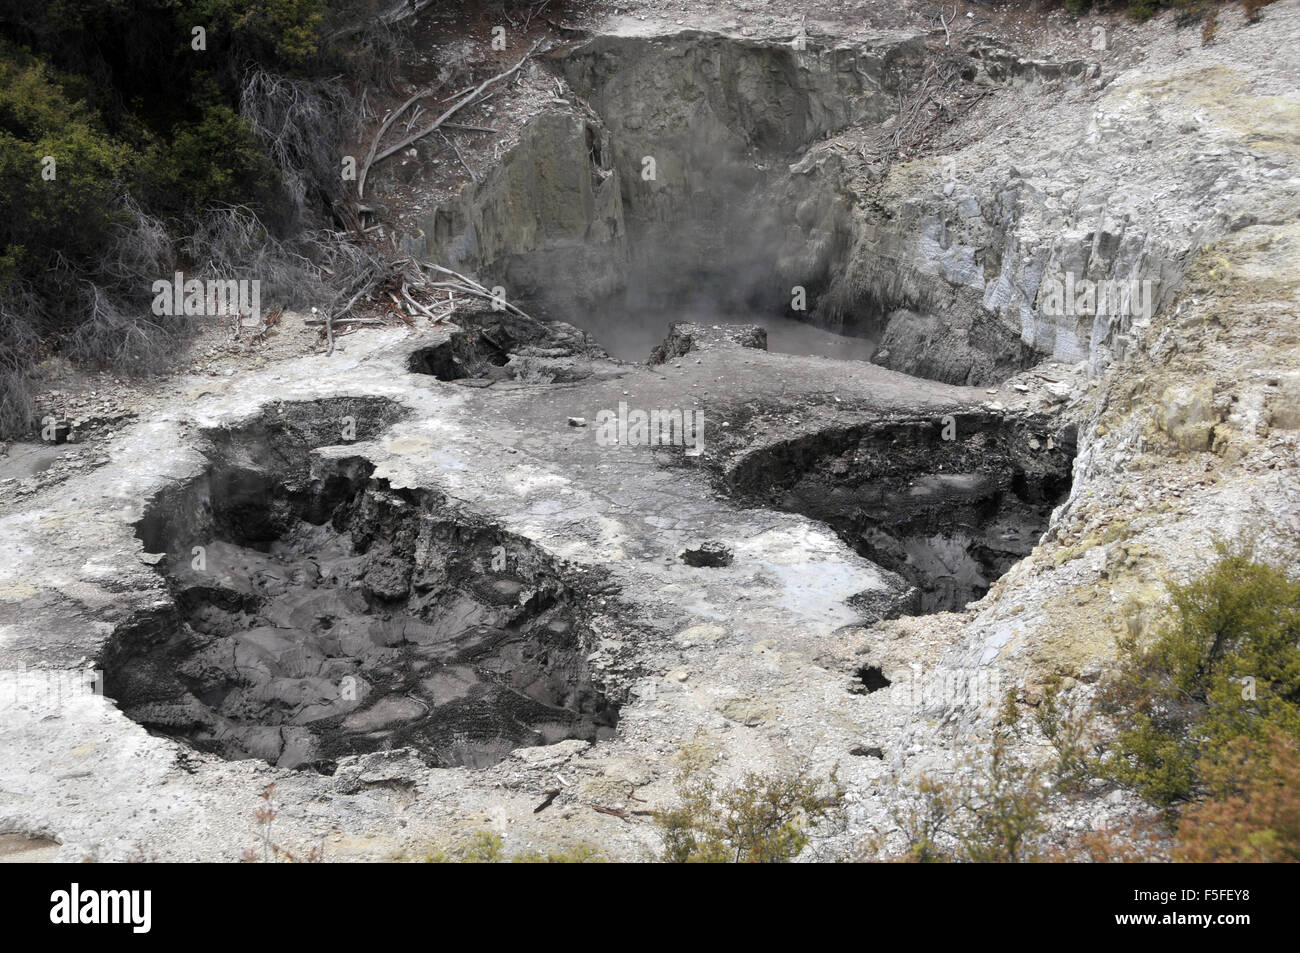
[359,41,542,197]
[306,317,386,327]
[938,5,956,46]
[356,85,440,199]
[325,0,436,42]
[534,788,561,814]
[441,130,477,183]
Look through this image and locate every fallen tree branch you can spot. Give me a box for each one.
[441,130,477,183]
[522,0,552,32]
[939,5,955,47]
[325,0,436,42]
[421,262,542,323]
[401,284,439,321]
[360,41,542,196]
[356,86,440,200]
[306,317,387,327]
[424,276,540,325]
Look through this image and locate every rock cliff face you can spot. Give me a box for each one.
[416,24,1285,388]
[393,8,1300,850]
[418,110,627,317]
[418,31,925,345]
[815,52,1271,386]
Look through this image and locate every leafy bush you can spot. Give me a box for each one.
[1099,541,1300,807]
[142,102,282,215]
[0,0,370,436]
[877,707,1167,863]
[0,45,133,288]
[425,831,606,864]
[656,764,845,863]
[1053,0,1278,22]
[1033,676,1096,791]
[1175,728,1300,861]
[867,541,1298,863]
[882,727,1049,863]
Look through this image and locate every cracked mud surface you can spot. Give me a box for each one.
[721,410,1077,613]
[108,400,617,771]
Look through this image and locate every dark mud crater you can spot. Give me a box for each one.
[104,398,618,771]
[408,306,603,384]
[723,409,1076,614]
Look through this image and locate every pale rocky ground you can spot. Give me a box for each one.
[1,1,1297,861]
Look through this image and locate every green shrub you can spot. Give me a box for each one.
[656,764,845,863]
[425,831,606,864]
[883,730,1048,863]
[1100,541,1300,806]
[1034,676,1096,791]
[141,103,279,214]
[0,0,354,435]
[0,45,133,284]
[1175,727,1300,861]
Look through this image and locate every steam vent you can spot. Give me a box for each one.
[2,0,1299,892]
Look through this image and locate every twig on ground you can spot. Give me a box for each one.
[938,5,956,46]
[440,131,477,183]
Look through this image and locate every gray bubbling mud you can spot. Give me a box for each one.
[721,410,1077,614]
[582,307,876,365]
[421,310,1072,620]
[103,398,617,771]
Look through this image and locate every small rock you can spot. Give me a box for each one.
[680,541,734,567]
[511,738,590,767]
[718,697,778,727]
[849,745,885,759]
[334,748,428,794]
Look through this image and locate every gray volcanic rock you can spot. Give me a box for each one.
[648,322,768,364]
